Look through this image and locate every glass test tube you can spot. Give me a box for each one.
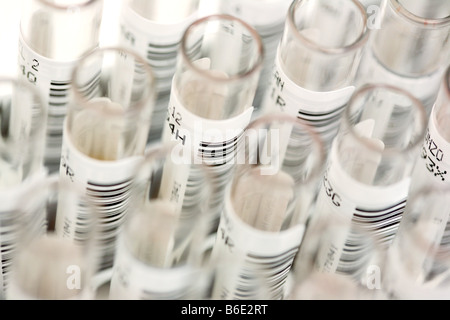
[109,144,215,300]
[409,65,450,195]
[18,0,104,173]
[118,0,202,144]
[310,83,427,279]
[0,78,47,299]
[209,112,325,300]
[161,14,263,235]
[288,213,386,300]
[6,175,100,300]
[356,0,450,115]
[260,0,369,156]
[382,185,450,300]
[55,47,157,274]
[217,0,292,112]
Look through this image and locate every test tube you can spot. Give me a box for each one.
[382,185,450,300]
[209,112,325,300]
[18,0,104,173]
[217,0,292,113]
[109,144,215,300]
[161,14,264,234]
[6,175,100,300]
[356,0,450,115]
[55,47,157,274]
[409,65,450,195]
[288,212,386,300]
[118,0,203,144]
[310,83,427,278]
[0,77,47,299]
[260,0,369,155]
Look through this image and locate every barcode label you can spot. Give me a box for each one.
[411,107,450,194]
[109,236,207,300]
[314,141,410,277]
[408,106,450,278]
[56,120,142,271]
[119,6,199,95]
[17,33,90,169]
[159,87,253,224]
[210,186,304,300]
[0,170,47,298]
[261,47,355,149]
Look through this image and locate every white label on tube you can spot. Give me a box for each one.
[163,88,254,165]
[313,140,410,276]
[210,186,305,300]
[263,48,355,145]
[119,5,198,93]
[409,106,450,260]
[159,88,253,214]
[17,33,98,164]
[56,120,142,270]
[413,107,450,187]
[109,236,203,300]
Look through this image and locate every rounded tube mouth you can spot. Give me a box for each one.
[287,0,370,55]
[179,14,264,84]
[391,0,450,28]
[243,112,326,187]
[342,83,427,158]
[37,0,101,11]
[71,46,157,118]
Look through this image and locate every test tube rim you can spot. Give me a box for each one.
[179,13,265,84]
[243,111,326,187]
[389,0,450,28]
[70,46,157,119]
[286,0,370,56]
[35,0,103,11]
[342,83,428,158]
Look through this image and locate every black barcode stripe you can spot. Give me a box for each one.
[77,70,101,99]
[148,41,179,49]
[230,246,298,299]
[334,199,406,277]
[146,51,178,61]
[85,179,133,270]
[198,132,244,161]
[49,81,70,108]
[1,207,44,293]
[298,104,346,117]
[354,200,407,215]
[441,221,450,246]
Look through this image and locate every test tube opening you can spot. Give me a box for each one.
[177,14,264,120]
[69,47,156,160]
[339,83,427,186]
